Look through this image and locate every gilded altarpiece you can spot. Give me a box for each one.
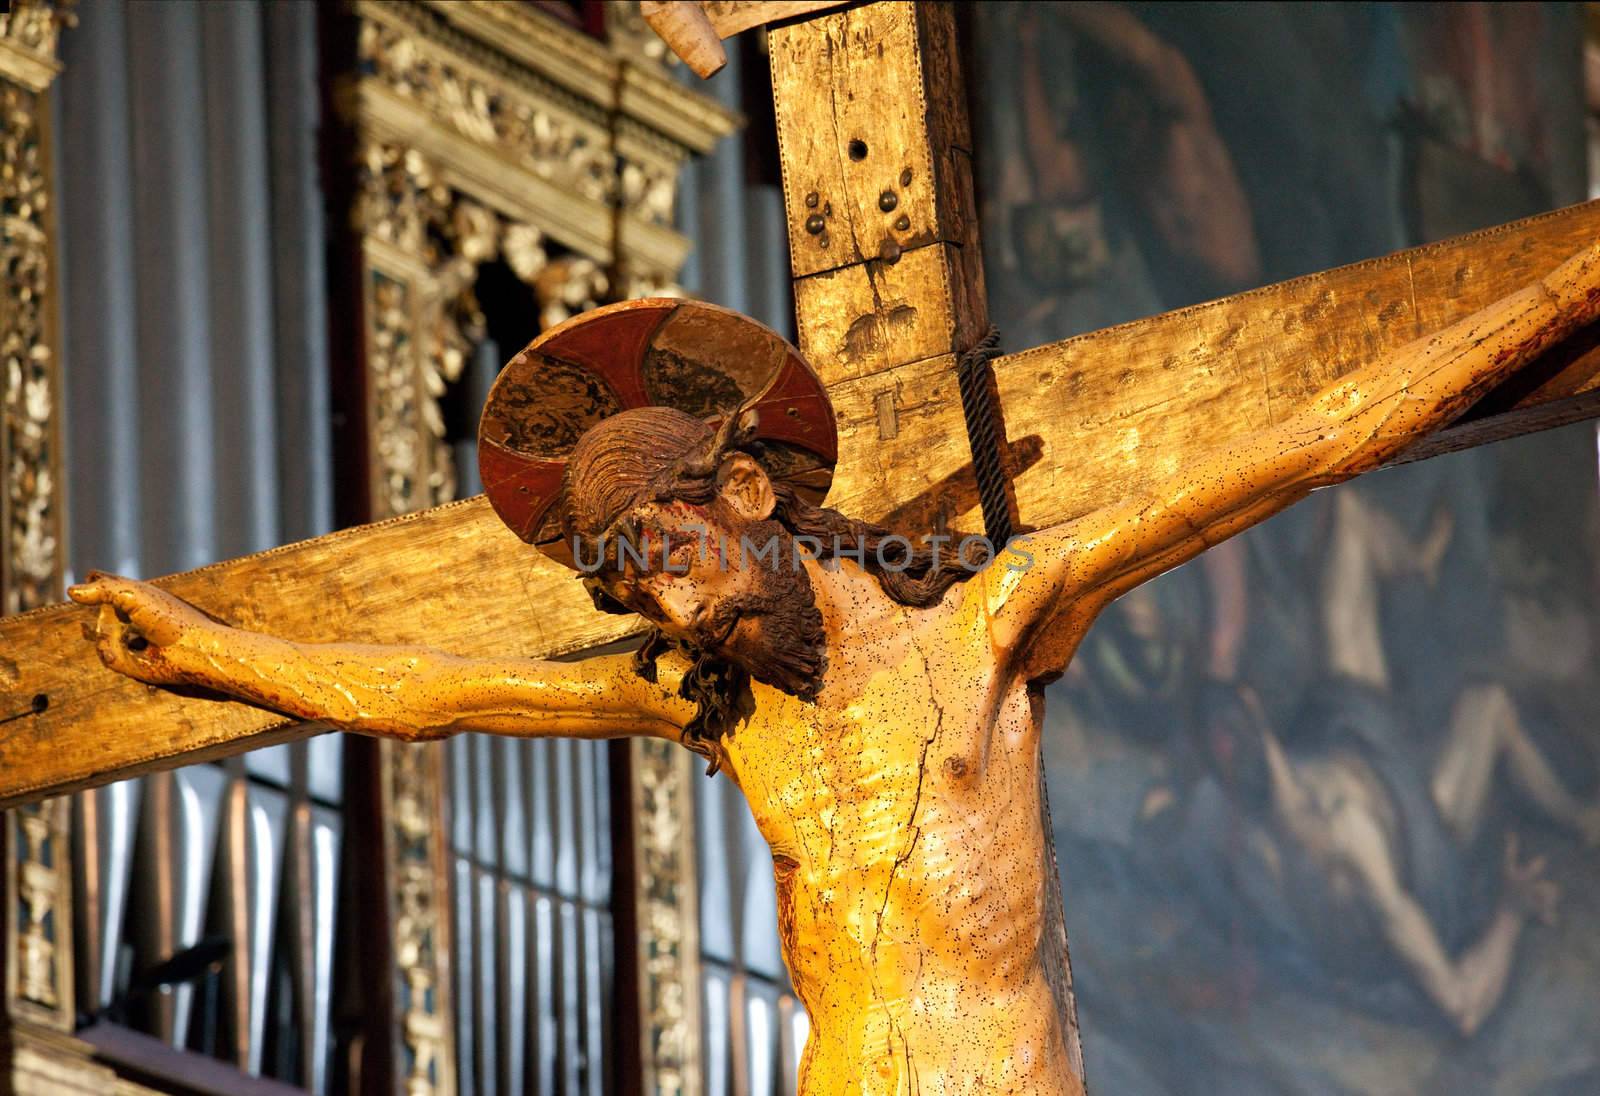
[0,1,735,1091]
[0,1,97,1092]
[344,4,736,1093]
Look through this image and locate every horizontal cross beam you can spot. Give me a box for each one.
[995,200,1600,530]
[0,199,1596,807]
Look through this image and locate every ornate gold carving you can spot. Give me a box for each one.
[534,255,609,329]
[0,0,67,59]
[501,222,549,285]
[621,156,679,227]
[0,81,60,617]
[615,265,685,304]
[351,0,735,278]
[5,799,74,1036]
[0,0,72,94]
[9,802,68,1014]
[1,5,74,1045]
[358,141,547,515]
[365,269,425,519]
[606,1,681,70]
[424,0,740,158]
[358,12,616,207]
[630,738,702,1096]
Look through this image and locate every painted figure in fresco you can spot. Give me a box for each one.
[1320,487,1600,852]
[1196,679,1564,1037]
[991,3,1259,344]
[1291,486,1597,1034]
[1178,483,1600,1038]
[71,244,1600,1095]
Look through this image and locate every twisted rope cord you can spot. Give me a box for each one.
[955,326,1014,547]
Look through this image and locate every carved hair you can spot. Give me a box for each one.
[561,405,985,767]
[562,406,985,602]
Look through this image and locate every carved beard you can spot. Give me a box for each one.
[691,523,828,702]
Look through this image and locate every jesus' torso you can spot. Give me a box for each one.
[697,580,1082,1096]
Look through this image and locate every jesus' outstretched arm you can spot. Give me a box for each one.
[68,574,692,743]
[983,239,1600,680]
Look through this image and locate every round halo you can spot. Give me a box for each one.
[477,298,838,567]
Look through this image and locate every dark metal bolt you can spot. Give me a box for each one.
[879,190,898,212]
[805,191,819,208]
[900,168,913,186]
[804,213,825,235]
[848,139,868,161]
[819,230,831,248]
[895,214,910,231]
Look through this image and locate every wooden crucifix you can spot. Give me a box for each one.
[3,4,1600,1093]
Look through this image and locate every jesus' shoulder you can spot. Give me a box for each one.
[969,236,1600,683]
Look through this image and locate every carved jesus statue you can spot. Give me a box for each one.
[72,243,1599,1095]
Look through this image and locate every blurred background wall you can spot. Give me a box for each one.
[972,4,1600,1092]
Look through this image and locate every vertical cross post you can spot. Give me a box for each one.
[768,1,1084,1080]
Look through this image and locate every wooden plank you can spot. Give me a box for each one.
[998,199,1600,530]
[0,498,639,807]
[792,241,990,386]
[771,0,989,521]
[823,352,983,533]
[770,2,975,288]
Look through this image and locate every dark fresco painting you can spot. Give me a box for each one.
[972,4,1598,1093]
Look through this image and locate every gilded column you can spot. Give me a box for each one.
[345,5,736,1091]
[353,136,472,1096]
[0,3,118,1092]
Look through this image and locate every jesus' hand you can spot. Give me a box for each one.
[69,573,221,688]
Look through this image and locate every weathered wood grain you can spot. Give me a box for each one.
[770,0,989,524]
[769,3,973,284]
[824,352,984,533]
[0,498,641,806]
[792,245,956,381]
[999,199,1600,530]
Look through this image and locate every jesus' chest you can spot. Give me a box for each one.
[715,635,1039,895]
[709,637,1051,1017]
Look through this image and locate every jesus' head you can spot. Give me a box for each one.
[559,405,981,766]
